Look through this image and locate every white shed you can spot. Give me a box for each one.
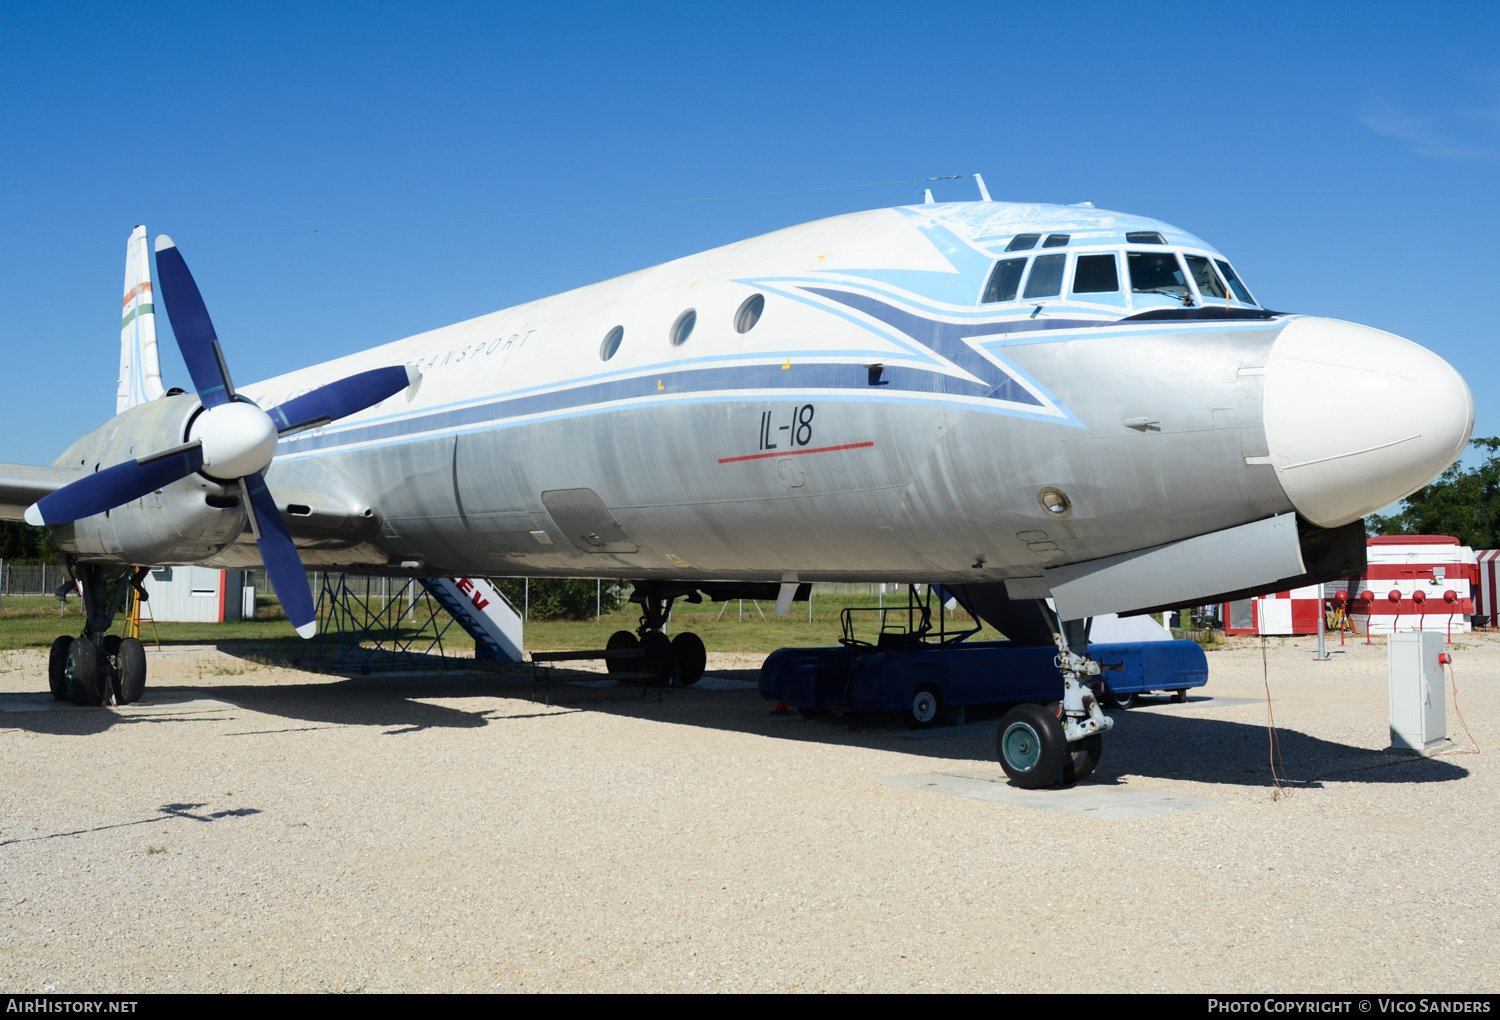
[141,567,255,623]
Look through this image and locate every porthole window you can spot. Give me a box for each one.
[734,294,765,333]
[599,325,623,361]
[670,308,697,347]
[1037,486,1072,516]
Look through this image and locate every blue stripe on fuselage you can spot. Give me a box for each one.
[277,355,1071,456]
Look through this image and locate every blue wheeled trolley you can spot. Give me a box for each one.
[759,585,1207,726]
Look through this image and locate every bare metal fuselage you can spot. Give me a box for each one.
[48,202,1470,593]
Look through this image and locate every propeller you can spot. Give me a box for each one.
[26,235,417,639]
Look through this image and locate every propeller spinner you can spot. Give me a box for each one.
[25,235,416,639]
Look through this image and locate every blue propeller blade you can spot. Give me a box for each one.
[265,365,414,434]
[242,471,317,639]
[25,443,204,526]
[153,236,234,408]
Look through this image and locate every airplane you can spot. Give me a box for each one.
[0,180,1473,788]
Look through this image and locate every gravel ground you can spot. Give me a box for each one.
[0,632,1495,993]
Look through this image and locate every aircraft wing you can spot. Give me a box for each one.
[0,464,84,521]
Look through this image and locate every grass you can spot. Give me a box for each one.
[0,592,1009,655]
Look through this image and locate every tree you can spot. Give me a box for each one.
[491,577,623,621]
[1365,437,1500,548]
[0,520,60,563]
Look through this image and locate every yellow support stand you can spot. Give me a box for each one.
[126,578,162,649]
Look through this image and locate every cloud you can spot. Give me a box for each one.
[1361,95,1500,161]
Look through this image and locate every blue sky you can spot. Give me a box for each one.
[1,2,1497,470]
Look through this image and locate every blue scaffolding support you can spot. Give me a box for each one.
[298,573,475,674]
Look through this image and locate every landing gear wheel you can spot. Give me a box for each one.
[796,706,828,720]
[115,638,147,705]
[1062,734,1103,785]
[670,632,706,686]
[909,684,942,728]
[1104,685,1137,710]
[1172,689,1188,703]
[996,703,1068,789]
[639,631,675,686]
[48,636,72,701]
[64,638,100,706]
[605,630,639,676]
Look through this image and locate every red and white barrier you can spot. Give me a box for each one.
[1361,536,1475,635]
[1475,549,1500,627]
[1224,535,1476,637]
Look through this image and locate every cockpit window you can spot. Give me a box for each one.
[1042,233,1070,248]
[1072,254,1120,294]
[982,258,1027,303]
[1128,252,1190,299]
[1214,259,1257,305]
[1184,255,1226,299]
[1126,231,1165,244]
[1022,254,1066,299]
[1005,234,1040,252]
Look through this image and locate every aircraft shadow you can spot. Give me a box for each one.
[7,656,1469,788]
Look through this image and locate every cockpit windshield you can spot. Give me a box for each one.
[1184,255,1226,299]
[1128,252,1190,300]
[1214,259,1257,305]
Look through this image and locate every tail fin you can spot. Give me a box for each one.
[117,224,165,413]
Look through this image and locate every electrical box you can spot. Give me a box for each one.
[1387,631,1446,751]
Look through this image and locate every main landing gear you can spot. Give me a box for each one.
[604,582,706,687]
[996,615,1114,789]
[47,563,150,707]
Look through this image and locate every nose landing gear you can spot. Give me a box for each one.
[996,613,1114,788]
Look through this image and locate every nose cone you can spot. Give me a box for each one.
[1262,317,1473,528]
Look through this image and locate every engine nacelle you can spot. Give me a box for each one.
[50,393,250,565]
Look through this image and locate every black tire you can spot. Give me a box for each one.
[48,635,72,701]
[639,631,675,686]
[909,683,942,728]
[604,630,639,676]
[670,632,706,686]
[1172,689,1188,703]
[1062,734,1104,785]
[996,703,1068,789]
[116,638,147,705]
[1104,685,1137,710]
[64,638,100,706]
[796,706,829,720]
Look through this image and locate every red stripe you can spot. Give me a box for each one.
[1365,565,1472,580]
[718,440,875,464]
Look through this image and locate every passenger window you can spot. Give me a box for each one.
[982,258,1027,303]
[734,293,765,333]
[670,309,697,346]
[1184,255,1226,299]
[1128,252,1190,299]
[1071,254,1119,294]
[1005,234,1040,252]
[1214,259,1257,305]
[599,325,624,361]
[1022,254,1066,299]
[1042,233,1070,248]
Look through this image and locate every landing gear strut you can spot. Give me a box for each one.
[49,562,150,706]
[996,614,1113,788]
[618,582,706,686]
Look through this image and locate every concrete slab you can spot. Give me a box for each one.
[877,771,1218,819]
[0,690,238,714]
[1131,696,1262,712]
